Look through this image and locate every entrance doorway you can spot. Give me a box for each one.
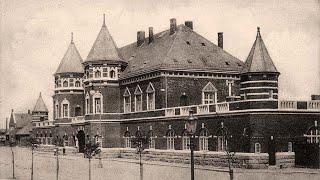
[75,107,81,116]
[268,137,276,165]
[77,130,85,153]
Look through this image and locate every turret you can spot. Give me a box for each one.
[9,109,16,130]
[32,92,49,126]
[53,33,85,121]
[240,27,280,100]
[83,14,127,115]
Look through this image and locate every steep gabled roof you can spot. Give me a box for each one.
[85,15,123,62]
[241,27,278,73]
[55,33,84,74]
[33,93,48,112]
[120,24,244,78]
[14,113,32,129]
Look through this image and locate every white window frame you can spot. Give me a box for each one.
[182,133,190,150]
[199,130,209,151]
[146,83,155,110]
[124,136,131,148]
[149,137,155,149]
[134,85,143,112]
[167,131,175,150]
[92,92,103,114]
[202,82,217,104]
[255,143,261,153]
[123,87,131,113]
[217,136,227,152]
[288,142,293,152]
[61,99,70,118]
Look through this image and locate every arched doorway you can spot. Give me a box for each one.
[268,136,276,166]
[76,130,85,153]
[180,94,189,106]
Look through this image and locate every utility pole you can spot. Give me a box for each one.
[10,141,15,179]
[31,146,34,180]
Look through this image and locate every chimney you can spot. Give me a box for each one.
[148,27,154,44]
[137,31,145,47]
[185,21,193,30]
[170,18,177,35]
[28,109,31,114]
[218,32,223,49]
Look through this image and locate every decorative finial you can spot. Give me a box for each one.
[11,109,13,113]
[103,13,106,27]
[71,32,74,43]
[257,26,261,37]
[39,92,42,97]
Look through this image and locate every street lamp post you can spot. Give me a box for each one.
[54,147,59,180]
[185,110,197,180]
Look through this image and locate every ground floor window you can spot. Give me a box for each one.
[124,137,131,148]
[182,136,190,150]
[288,142,293,152]
[217,136,227,151]
[199,136,208,151]
[149,137,155,149]
[255,143,261,153]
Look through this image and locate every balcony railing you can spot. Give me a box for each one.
[278,100,297,109]
[71,116,85,123]
[307,101,320,110]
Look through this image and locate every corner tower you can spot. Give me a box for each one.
[53,33,85,121]
[240,27,280,100]
[32,92,49,125]
[83,14,127,116]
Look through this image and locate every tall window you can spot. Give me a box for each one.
[61,99,69,118]
[199,128,209,151]
[148,129,155,149]
[146,83,155,110]
[226,80,234,97]
[103,68,108,77]
[217,123,228,152]
[110,70,115,79]
[255,143,261,153]
[95,70,101,78]
[124,130,131,148]
[85,93,90,114]
[166,128,175,150]
[288,142,293,152]
[182,130,190,150]
[202,82,217,104]
[55,101,59,119]
[123,88,131,113]
[93,92,103,114]
[57,80,61,87]
[134,85,143,112]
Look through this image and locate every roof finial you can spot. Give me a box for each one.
[71,32,74,43]
[103,13,106,27]
[257,26,261,37]
[39,92,42,97]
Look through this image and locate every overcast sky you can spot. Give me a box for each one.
[0,0,319,128]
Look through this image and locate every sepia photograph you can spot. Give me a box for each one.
[0,0,319,179]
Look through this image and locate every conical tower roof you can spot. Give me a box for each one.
[33,93,48,112]
[85,14,123,62]
[55,33,84,74]
[242,27,278,73]
[9,109,15,127]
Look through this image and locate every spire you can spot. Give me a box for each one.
[55,33,84,74]
[103,13,106,27]
[9,109,15,128]
[241,27,278,73]
[85,14,123,62]
[71,32,74,43]
[32,92,48,112]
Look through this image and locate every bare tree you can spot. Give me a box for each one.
[27,137,40,180]
[83,140,101,180]
[132,133,150,180]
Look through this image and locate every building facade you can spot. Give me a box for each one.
[32,15,320,167]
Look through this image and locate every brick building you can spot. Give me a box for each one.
[32,15,320,168]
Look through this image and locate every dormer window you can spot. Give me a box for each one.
[75,81,81,87]
[123,87,131,113]
[63,81,68,87]
[202,82,217,104]
[146,83,155,110]
[95,70,101,78]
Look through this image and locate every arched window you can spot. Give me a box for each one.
[124,128,131,148]
[166,126,175,150]
[95,70,101,78]
[202,82,217,104]
[146,83,155,110]
[63,81,68,87]
[304,121,320,143]
[123,88,131,113]
[180,94,189,106]
[57,80,61,87]
[61,99,70,118]
[216,122,228,152]
[182,128,190,150]
[93,92,103,114]
[288,142,293,152]
[199,124,209,151]
[75,81,81,87]
[85,93,90,115]
[75,106,81,116]
[148,127,155,149]
[110,70,116,79]
[255,143,261,153]
[134,85,143,112]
